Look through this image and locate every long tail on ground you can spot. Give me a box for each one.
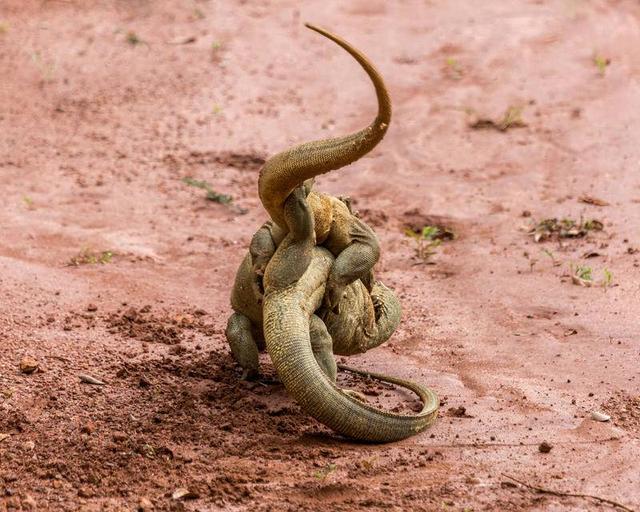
[264,293,438,442]
[258,23,392,229]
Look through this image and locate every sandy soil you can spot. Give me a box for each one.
[1,1,639,511]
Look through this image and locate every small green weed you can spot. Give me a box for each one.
[22,196,34,209]
[570,264,612,288]
[405,225,443,262]
[68,249,114,266]
[593,54,610,76]
[444,57,463,80]
[469,105,527,132]
[182,177,232,204]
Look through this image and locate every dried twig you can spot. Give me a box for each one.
[501,473,634,512]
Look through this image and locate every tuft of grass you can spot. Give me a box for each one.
[313,463,336,481]
[22,196,34,209]
[0,21,8,34]
[469,105,527,132]
[570,264,612,288]
[541,248,561,267]
[529,217,603,243]
[212,103,223,115]
[444,57,463,80]
[405,225,444,262]
[182,177,232,204]
[211,40,222,51]
[593,54,610,76]
[68,249,114,266]
[126,31,142,46]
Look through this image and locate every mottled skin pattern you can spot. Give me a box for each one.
[227,190,402,381]
[261,187,438,442]
[225,24,439,441]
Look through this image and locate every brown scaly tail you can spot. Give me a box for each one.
[263,285,439,443]
[258,23,392,229]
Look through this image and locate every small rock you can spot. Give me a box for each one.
[19,356,39,374]
[138,496,154,511]
[447,406,469,417]
[138,375,152,388]
[79,373,106,385]
[80,421,96,434]
[172,488,198,501]
[112,431,128,443]
[86,303,98,312]
[538,441,553,453]
[22,494,37,510]
[21,440,35,451]
[591,411,611,422]
[77,486,93,498]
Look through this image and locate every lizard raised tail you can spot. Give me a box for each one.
[258,23,391,232]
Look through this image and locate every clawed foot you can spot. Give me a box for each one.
[240,368,260,381]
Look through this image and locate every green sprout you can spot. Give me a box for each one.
[405,225,443,261]
[67,249,114,266]
[593,55,610,76]
[182,177,232,204]
[444,57,463,80]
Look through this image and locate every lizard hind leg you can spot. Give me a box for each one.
[225,312,260,380]
[309,314,337,383]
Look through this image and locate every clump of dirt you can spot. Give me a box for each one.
[603,392,640,437]
[105,306,214,345]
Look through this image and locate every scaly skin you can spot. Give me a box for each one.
[260,189,438,442]
[227,197,402,377]
[226,25,439,441]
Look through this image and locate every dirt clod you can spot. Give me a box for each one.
[538,442,553,453]
[19,356,39,374]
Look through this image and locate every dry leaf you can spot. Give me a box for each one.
[579,195,609,206]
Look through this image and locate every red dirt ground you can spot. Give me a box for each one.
[1,1,639,511]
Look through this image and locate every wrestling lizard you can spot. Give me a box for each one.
[260,186,438,442]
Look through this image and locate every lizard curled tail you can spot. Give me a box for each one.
[258,23,392,230]
[263,268,438,442]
